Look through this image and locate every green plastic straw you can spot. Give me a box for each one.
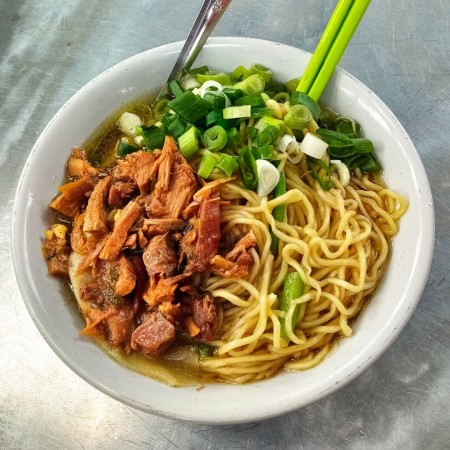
[297,0,371,102]
[296,0,354,95]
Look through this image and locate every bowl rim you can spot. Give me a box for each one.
[12,37,435,423]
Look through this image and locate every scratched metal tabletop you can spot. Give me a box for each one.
[1,0,449,448]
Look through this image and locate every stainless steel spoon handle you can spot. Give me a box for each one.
[165,0,232,85]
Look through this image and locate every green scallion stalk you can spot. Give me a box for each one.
[168,91,209,123]
[284,104,313,130]
[216,153,239,176]
[279,272,305,342]
[296,0,354,95]
[202,125,228,151]
[178,126,199,159]
[233,74,265,95]
[306,0,372,101]
[197,152,220,178]
[270,169,286,255]
[223,105,251,120]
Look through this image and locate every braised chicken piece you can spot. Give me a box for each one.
[50,175,95,218]
[42,224,71,277]
[67,148,99,178]
[131,311,175,356]
[209,230,257,278]
[143,233,177,278]
[83,175,111,235]
[145,137,196,219]
[181,194,221,273]
[100,201,142,261]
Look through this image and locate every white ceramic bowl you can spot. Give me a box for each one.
[12,38,434,423]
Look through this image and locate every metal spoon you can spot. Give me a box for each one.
[155,0,232,101]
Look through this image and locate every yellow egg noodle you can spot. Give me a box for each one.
[200,159,408,383]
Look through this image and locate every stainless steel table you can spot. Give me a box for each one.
[1,1,449,448]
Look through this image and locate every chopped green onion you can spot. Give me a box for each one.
[202,125,228,151]
[117,142,140,157]
[360,154,382,172]
[273,92,291,103]
[307,156,333,191]
[284,77,300,94]
[263,81,285,97]
[222,87,244,100]
[279,272,304,342]
[257,126,280,146]
[270,168,286,254]
[239,147,258,190]
[198,343,214,358]
[196,71,232,86]
[251,107,276,118]
[169,79,184,98]
[245,63,273,82]
[186,65,209,75]
[284,104,313,129]
[252,144,274,160]
[205,109,228,129]
[247,126,258,141]
[230,65,247,82]
[234,94,266,107]
[226,127,241,148]
[290,91,321,120]
[197,152,220,178]
[233,74,265,95]
[153,99,171,117]
[202,91,226,110]
[299,132,329,159]
[334,116,361,138]
[216,153,239,176]
[256,159,280,197]
[168,91,208,123]
[166,116,186,140]
[136,125,165,150]
[178,126,199,159]
[223,105,251,120]
[258,116,286,135]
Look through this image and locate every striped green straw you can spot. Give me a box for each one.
[297,0,371,102]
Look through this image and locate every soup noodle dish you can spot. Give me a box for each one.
[12,38,434,423]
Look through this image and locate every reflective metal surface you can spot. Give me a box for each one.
[1,0,449,448]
